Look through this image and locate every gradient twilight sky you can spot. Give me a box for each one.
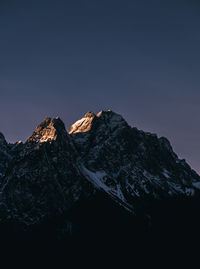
[0,0,199,173]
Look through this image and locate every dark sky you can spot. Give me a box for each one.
[0,0,199,173]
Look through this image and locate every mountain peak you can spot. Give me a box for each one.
[27,117,66,143]
[97,109,123,119]
[96,109,129,129]
[0,132,7,145]
[96,109,112,117]
[69,111,96,134]
[84,111,96,118]
[69,110,129,135]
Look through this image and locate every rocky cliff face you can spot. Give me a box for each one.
[0,110,199,229]
[71,110,200,207]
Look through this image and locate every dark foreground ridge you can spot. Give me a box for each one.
[0,110,200,267]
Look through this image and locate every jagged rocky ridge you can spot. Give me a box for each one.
[0,110,199,230]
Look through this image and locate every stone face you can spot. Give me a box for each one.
[0,111,199,229]
[69,111,96,134]
[27,117,67,143]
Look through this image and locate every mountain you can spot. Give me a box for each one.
[0,110,200,266]
[0,117,93,226]
[71,110,200,201]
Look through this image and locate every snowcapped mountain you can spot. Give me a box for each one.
[0,110,199,228]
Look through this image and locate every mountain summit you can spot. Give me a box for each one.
[69,111,96,134]
[27,117,67,143]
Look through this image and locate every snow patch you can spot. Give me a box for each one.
[80,166,132,210]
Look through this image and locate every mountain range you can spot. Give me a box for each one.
[0,110,199,266]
